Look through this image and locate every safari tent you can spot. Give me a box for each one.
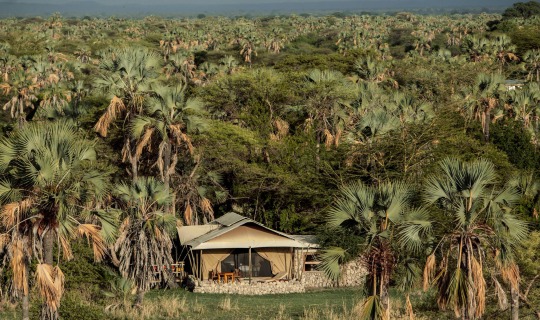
[178,212,316,281]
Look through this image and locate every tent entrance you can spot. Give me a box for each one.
[221,249,272,277]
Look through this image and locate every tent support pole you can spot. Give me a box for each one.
[249,246,252,285]
[200,249,203,281]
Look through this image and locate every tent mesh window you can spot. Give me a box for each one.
[221,249,272,277]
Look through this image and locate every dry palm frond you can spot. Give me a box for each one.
[501,263,520,289]
[58,234,73,261]
[180,133,194,155]
[200,197,214,220]
[156,142,165,179]
[135,127,155,160]
[94,96,126,137]
[324,129,334,149]
[1,199,33,228]
[77,224,106,262]
[273,118,289,140]
[11,237,29,294]
[423,253,436,291]
[492,276,509,310]
[405,294,415,320]
[121,141,130,163]
[47,74,59,84]
[0,233,10,252]
[471,255,486,318]
[184,202,192,225]
[36,263,64,311]
[52,266,65,301]
[168,154,178,176]
[334,128,343,147]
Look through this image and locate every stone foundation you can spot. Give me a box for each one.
[194,279,305,295]
[299,257,367,288]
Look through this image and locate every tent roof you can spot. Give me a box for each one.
[290,235,320,248]
[177,212,314,250]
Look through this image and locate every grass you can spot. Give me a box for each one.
[0,286,533,320]
[141,287,364,320]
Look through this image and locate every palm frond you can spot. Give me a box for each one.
[317,247,346,281]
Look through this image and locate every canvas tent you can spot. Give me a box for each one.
[178,212,312,280]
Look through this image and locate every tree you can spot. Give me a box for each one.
[523,49,540,82]
[130,84,207,215]
[94,48,160,182]
[320,181,432,320]
[423,158,528,320]
[0,121,114,320]
[502,1,540,19]
[0,70,37,128]
[461,73,505,142]
[113,177,176,306]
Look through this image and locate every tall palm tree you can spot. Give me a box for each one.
[94,48,160,182]
[320,181,432,320]
[304,69,355,148]
[0,70,37,128]
[490,35,519,72]
[523,49,540,82]
[423,158,528,320]
[461,73,505,142]
[0,121,114,320]
[130,84,207,213]
[113,177,176,306]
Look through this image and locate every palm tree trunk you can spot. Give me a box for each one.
[43,231,54,265]
[484,109,490,143]
[22,261,30,320]
[511,282,520,320]
[381,273,390,320]
[22,293,30,320]
[134,287,145,307]
[163,142,172,214]
[41,232,58,320]
[130,155,138,183]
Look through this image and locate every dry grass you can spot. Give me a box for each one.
[271,304,290,320]
[218,296,238,311]
[106,294,194,319]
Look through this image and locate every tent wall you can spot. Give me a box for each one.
[257,248,292,277]
[200,249,232,280]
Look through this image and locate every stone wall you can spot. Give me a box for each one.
[194,279,305,295]
[297,255,367,288]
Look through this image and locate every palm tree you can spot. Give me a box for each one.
[523,49,540,82]
[423,158,528,320]
[510,172,540,219]
[490,35,519,72]
[0,121,114,320]
[93,48,160,182]
[303,69,355,148]
[320,181,432,320]
[0,70,37,128]
[130,84,207,212]
[461,73,505,142]
[113,177,176,306]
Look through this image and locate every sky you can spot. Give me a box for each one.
[0,0,522,5]
[0,0,524,17]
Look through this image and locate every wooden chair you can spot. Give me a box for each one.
[209,270,219,282]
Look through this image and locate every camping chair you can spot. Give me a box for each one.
[263,271,288,283]
[209,270,219,282]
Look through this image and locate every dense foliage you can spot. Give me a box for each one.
[0,6,540,319]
